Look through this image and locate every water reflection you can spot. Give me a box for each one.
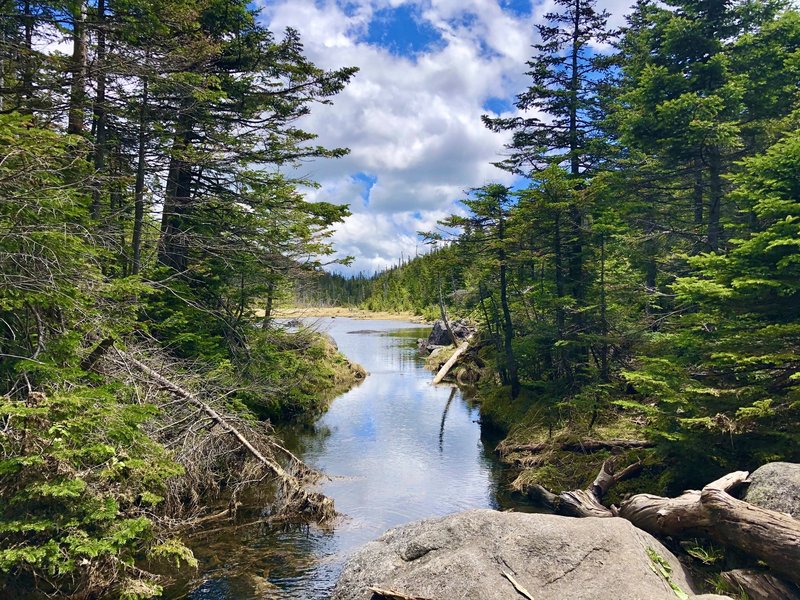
[172,318,532,600]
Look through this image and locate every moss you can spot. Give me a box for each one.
[242,330,366,422]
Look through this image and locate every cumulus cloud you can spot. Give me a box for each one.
[258,0,636,273]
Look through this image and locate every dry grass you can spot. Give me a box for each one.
[261,305,430,323]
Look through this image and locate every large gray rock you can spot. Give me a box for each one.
[426,319,472,347]
[332,509,711,600]
[744,462,800,518]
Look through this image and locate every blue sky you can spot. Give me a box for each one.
[259,0,631,274]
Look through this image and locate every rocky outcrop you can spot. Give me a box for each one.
[743,462,800,518]
[332,509,716,600]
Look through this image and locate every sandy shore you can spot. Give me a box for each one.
[262,306,431,324]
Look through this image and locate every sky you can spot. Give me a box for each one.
[258,0,635,274]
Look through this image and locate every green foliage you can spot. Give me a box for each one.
[646,547,690,600]
[0,386,191,597]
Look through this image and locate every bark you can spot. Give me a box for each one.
[720,569,800,600]
[20,0,34,110]
[368,587,434,600]
[528,459,642,518]
[599,233,608,382]
[437,278,458,346]
[707,146,723,251]
[432,341,470,385]
[90,0,106,220]
[131,72,148,275]
[619,471,800,587]
[497,215,520,398]
[262,282,275,328]
[158,118,193,271]
[67,2,88,136]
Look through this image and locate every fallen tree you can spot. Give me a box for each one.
[87,342,336,524]
[531,464,800,596]
[432,341,470,385]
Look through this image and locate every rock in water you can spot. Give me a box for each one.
[426,320,473,347]
[332,509,713,600]
[743,462,800,518]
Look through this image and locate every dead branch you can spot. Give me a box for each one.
[112,347,335,523]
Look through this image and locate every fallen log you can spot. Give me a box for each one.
[498,438,654,456]
[619,471,800,587]
[431,340,470,385]
[720,569,800,600]
[530,458,641,518]
[114,348,335,523]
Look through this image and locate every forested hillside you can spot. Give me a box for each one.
[0,1,357,597]
[312,0,800,490]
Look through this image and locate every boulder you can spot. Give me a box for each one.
[743,462,800,519]
[332,509,714,600]
[425,320,473,349]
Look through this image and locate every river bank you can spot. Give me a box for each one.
[167,318,530,599]
[267,305,430,323]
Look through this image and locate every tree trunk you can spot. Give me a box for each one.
[497,438,654,456]
[114,348,335,523]
[707,146,723,251]
[599,233,608,382]
[90,0,106,220]
[432,340,470,385]
[437,278,459,346]
[67,2,87,136]
[262,282,275,328]
[20,0,34,110]
[131,72,148,275]
[498,216,520,398]
[158,118,193,271]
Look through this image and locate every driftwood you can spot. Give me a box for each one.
[617,471,800,587]
[720,569,800,600]
[498,438,654,457]
[368,587,434,600]
[431,341,470,385]
[501,571,535,600]
[528,458,641,518]
[114,348,335,523]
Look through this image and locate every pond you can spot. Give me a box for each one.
[170,318,531,599]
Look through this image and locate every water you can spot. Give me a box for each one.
[173,318,529,599]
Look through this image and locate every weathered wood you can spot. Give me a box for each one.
[619,471,800,586]
[501,571,535,600]
[432,341,469,385]
[701,482,800,586]
[529,459,638,518]
[368,587,435,600]
[498,438,654,456]
[720,569,800,600]
[558,488,614,518]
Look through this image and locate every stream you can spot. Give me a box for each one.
[170,318,532,599]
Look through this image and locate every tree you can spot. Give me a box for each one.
[438,184,521,398]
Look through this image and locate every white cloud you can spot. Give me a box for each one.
[259,0,636,273]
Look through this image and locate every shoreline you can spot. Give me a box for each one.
[268,306,431,324]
